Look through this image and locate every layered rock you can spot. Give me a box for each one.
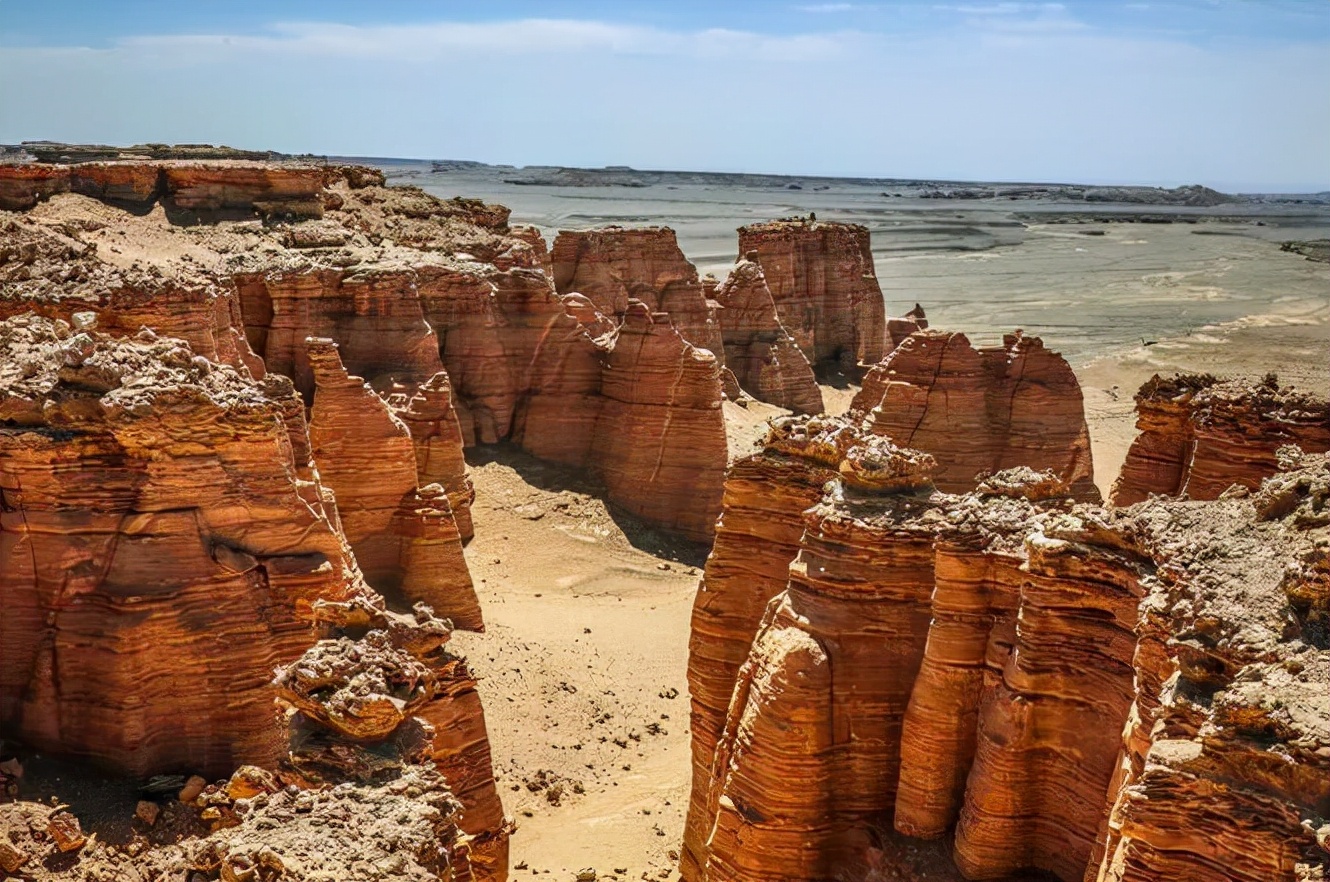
[0,315,363,777]
[1111,372,1330,506]
[888,302,930,350]
[736,218,887,369]
[306,338,481,631]
[685,412,1330,882]
[712,258,823,414]
[693,433,941,882]
[681,416,856,880]
[852,329,1098,500]
[0,160,326,216]
[591,302,728,541]
[551,226,724,359]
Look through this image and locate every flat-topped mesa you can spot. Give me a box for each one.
[0,159,328,217]
[1111,372,1330,506]
[713,258,824,414]
[0,315,365,777]
[852,328,1099,501]
[737,218,887,370]
[593,301,728,542]
[550,226,725,359]
[685,442,1330,882]
[694,436,943,882]
[306,338,482,631]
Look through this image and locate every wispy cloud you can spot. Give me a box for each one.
[795,3,873,11]
[108,18,855,63]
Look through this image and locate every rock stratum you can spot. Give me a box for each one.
[1112,372,1330,506]
[737,218,888,370]
[0,314,508,880]
[851,328,1100,501]
[683,414,1330,882]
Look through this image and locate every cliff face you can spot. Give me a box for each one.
[684,413,1330,882]
[0,315,363,777]
[551,226,724,361]
[852,329,1099,501]
[736,219,887,369]
[1111,372,1330,506]
[712,258,824,414]
[306,338,482,631]
[2,161,728,542]
[0,160,327,217]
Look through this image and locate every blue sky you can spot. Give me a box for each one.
[2,1,1327,190]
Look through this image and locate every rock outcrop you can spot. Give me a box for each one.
[684,412,1330,882]
[306,338,482,631]
[0,315,362,777]
[0,160,326,216]
[712,258,823,414]
[852,329,1099,500]
[551,226,724,360]
[1111,372,1330,506]
[736,218,887,369]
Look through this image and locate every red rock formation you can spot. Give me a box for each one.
[0,218,264,378]
[306,338,482,631]
[685,424,1330,882]
[1111,372,1330,506]
[0,160,327,216]
[680,416,853,880]
[389,370,477,543]
[736,218,887,369]
[0,316,363,777]
[853,329,1099,501]
[713,258,823,414]
[591,302,728,541]
[551,226,724,359]
[693,435,940,882]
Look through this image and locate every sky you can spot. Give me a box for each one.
[1,1,1327,191]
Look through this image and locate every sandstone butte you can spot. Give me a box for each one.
[0,314,509,881]
[850,327,1100,501]
[737,217,889,370]
[0,159,730,540]
[683,412,1330,882]
[1112,371,1330,506]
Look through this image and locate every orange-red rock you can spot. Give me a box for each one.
[685,437,1330,882]
[737,218,887,369]
[0,316,363,777]
[713,258,823,414]
[591,302,728,541]
[306,338,482,631]
[853,329,1098,500]
[551,226,724,359]
[1111,372,1330,506]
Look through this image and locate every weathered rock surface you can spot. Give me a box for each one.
[551,226,724,360]
[1111,372,1330,506]
[852,329,1099,500]
[306,338,482,630]
[0,315,363,777]
[685,409,1330,882]
[712,258,823,414]
[0,160,327,217]
[737,218,887,369]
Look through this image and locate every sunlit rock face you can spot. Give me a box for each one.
[684,409,1330,882]
[852,328,1099,501]
[737,218,888,370]
[1111,372,1330,506]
